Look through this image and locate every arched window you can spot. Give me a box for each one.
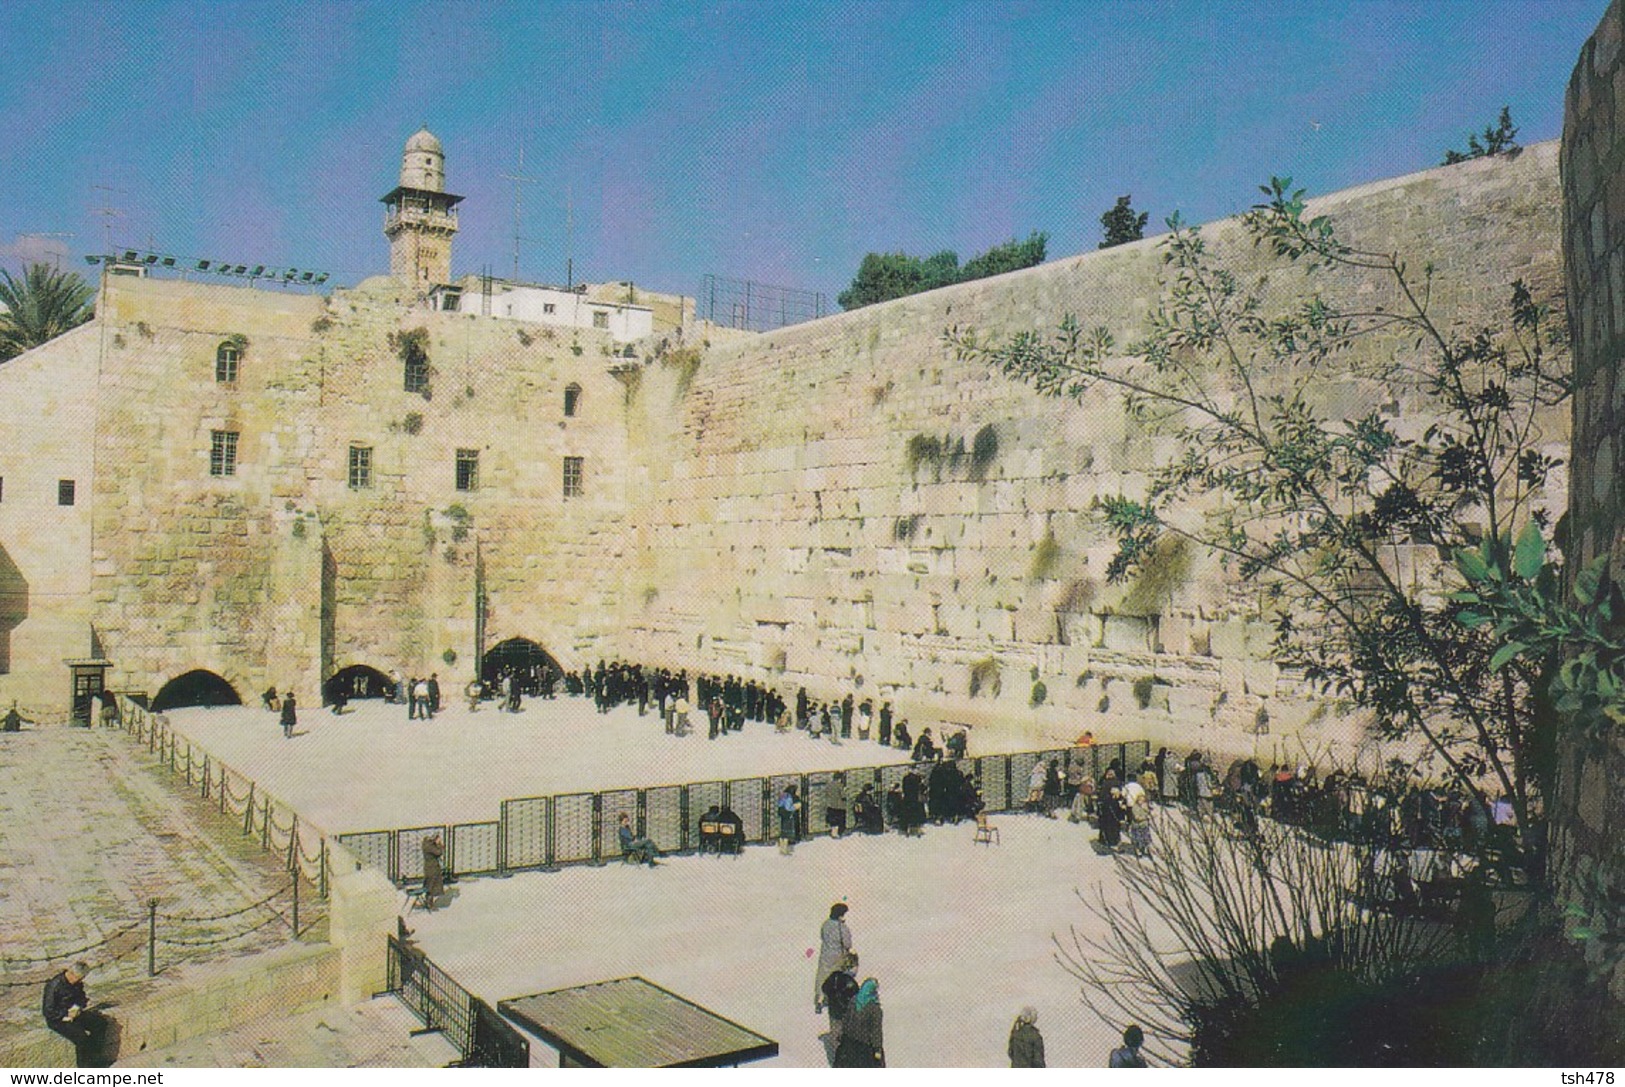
[215,342,239,383]
[563,383,582,418]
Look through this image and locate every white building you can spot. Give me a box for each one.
[442,276,654,341]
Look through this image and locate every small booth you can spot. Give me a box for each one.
[499,976,778,1068]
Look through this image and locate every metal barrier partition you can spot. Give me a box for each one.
[450,822,499,877]
[599,788,639,860]
[725,777,768,843]
[387,934,529,1067]
[338,831,396,882]
[552,793,596,864]
[502,797,550,871]
[397,825,449,884]
[644,785,684,852]
[977,754,1011,812]
[805,770,835,834]
[1008,752,1042,808]
[687,780,725,845]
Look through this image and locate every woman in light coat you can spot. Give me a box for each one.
[814,903,853,1012]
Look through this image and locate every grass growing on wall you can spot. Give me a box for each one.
[969,657,1001,698]
[1030,531,1062,580]
[1120,535,1192,615]
[663,344,703,397]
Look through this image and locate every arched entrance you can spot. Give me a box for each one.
[152,669,243,712]
[481,638,562,697]
[323,664,393,705]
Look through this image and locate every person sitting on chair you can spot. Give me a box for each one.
[617,813,661,866]
[717,803,744,853]
[698,804,722,854]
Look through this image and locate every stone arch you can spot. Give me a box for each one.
[152,669,243,712]
[323,663,393,705]
[563,383,582,417]
[481,637,563,697]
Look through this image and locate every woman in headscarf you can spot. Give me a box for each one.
[814,903,854,1013]
[1008,1006,1046,1067]
[1098,785,1124,849]
[834,978,885,1067]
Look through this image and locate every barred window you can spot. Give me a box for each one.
[210,430,239,477]
[563,383,581,417]
[563,456,583,498]
[591,311,609,330]
[57,479,75,506]
[215,343,239,383]
[348,445,372,490]
[455,448,478,492]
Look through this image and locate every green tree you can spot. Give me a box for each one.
[838,233,1047,311]
[0,263,95,363]
[1443,106,1520,165]
[1099,194,1149,249]
[951,179,1568,882]
[960,231,1048,280]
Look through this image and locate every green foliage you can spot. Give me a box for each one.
[1132,674,1158,710]
[402,411,424,436]
[893,514,920,541]
[1030,680,1048,707]
[1453,524,1625,748]
[1099,194,1150,249]
[392,326,432,397]
[969,657,1001,698]
[968,424,999,480]
[516,327,533,347]
[663,344,703,397]
[1030,531,1062,580]
[1120,535,1192,614]
[442,648,458,666]
[445,504,471,542]
[0,263,94,362]
[1443,106,1520,165]
[949,174,1570,883]
[838,233,1047,310]
[905,433,945,477]
[311,314,334,334]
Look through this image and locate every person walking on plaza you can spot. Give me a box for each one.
[814,903,854,1012]
[1008,1007,1046,1067]
[421,833,445,910]
[280,691,297,738]
[465,678,482,713]
[820,952,861,1062]
[42,961,108,1066]
[1109,1024,1148,1067]
[834,978,885,1067]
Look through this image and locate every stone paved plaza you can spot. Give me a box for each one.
[0,727,316,1035]
[162,695,1077,832]
[406,808,1161,1068]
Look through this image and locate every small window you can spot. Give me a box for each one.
[563,383,582,418]
[348,445,373,490]
[0,476,4,503]
[563,456,584,498]
[215,342,239,383]
[455,448,479,492]
[591,311,609,330]
[58,479,76,506]
[543,303,556,315]
[210,431,239,477]
[404,347,429,394]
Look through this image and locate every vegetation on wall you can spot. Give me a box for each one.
[1119,535,1192,614]
[1099,195,1150,249]
[969,657,1001,698]
[968,424,1000,481]
[838,233,1048,311]
[391,326,432,399]
[662,344,703,397]
[1030,531,1062,580]
[1443,106,1520,165]
[951,177,1569,888]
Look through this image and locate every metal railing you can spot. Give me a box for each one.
[386,935,529,1067]
[341,741,1152,883]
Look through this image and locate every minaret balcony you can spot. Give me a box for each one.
[384,204,459,234]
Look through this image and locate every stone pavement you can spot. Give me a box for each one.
[116,996,461,1068]
[0,725,319,1034]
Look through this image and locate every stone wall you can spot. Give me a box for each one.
[619,142,1569,763]
[1560,0,1625,1000]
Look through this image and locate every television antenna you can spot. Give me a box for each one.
[500,146,537,283]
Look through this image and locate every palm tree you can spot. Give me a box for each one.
[0,263,95,363]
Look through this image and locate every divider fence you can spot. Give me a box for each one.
[386,934,530,1066]
[341,741,1151,884]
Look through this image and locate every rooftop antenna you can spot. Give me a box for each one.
[500,146,537,283]
[17,232,76,271]
[89,184,126,257]
[565,183,574,290]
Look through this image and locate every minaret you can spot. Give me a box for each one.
[381,127,463,286]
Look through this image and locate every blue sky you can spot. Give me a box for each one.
[0,1,1604,303]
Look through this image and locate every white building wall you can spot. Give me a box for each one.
[455,280,653,340]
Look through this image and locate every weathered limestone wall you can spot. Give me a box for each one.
[84,275,635,705]
[621,142,1568,762]
[1560,0,1625,1000]
[0,324,100,716]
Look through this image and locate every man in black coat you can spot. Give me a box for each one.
[43,962,108,1066]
